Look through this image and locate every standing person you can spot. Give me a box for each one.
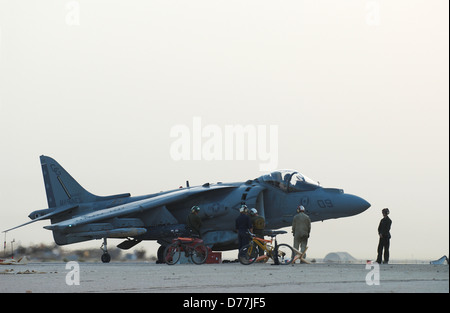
[292,205,311,258]
[235,205,253,255]
[250,208,265,257]
[187,205,202,238]
[376,208,392,264]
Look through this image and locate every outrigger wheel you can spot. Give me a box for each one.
[101,238,111,263]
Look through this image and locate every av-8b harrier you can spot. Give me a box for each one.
[4,156,370,262]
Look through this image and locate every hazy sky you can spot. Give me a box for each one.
[0,0,448,260]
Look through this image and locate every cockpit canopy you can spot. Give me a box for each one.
[259,169,320,192]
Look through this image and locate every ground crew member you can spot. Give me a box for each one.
[187,205,202,238]
[376,208,392,264]
[235,205,253,255]
[292,205,311,258]
[250,208,265,256]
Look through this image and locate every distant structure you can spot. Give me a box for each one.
[430,255,449,265]
[324,252,357,263]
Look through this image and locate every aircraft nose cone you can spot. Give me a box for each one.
[345,194,371,215]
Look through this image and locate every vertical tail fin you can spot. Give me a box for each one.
[40,155,97,207]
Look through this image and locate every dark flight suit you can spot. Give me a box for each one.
[235,213,252,254]
[187,212,202,238]
[376,216,392,263]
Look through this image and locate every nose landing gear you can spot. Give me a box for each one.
[101,238,111,263]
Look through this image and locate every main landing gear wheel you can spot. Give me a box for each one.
[157,245,167,264]
[101,253,111,263]
[101,238,111,263]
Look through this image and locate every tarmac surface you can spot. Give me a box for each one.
[1,261,448,293]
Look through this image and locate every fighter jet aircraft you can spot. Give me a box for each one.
[4,156,370,262]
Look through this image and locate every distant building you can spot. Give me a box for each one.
[430,256,448,265]
[324,252,357,263]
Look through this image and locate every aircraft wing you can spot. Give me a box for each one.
[44,185,235,231]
